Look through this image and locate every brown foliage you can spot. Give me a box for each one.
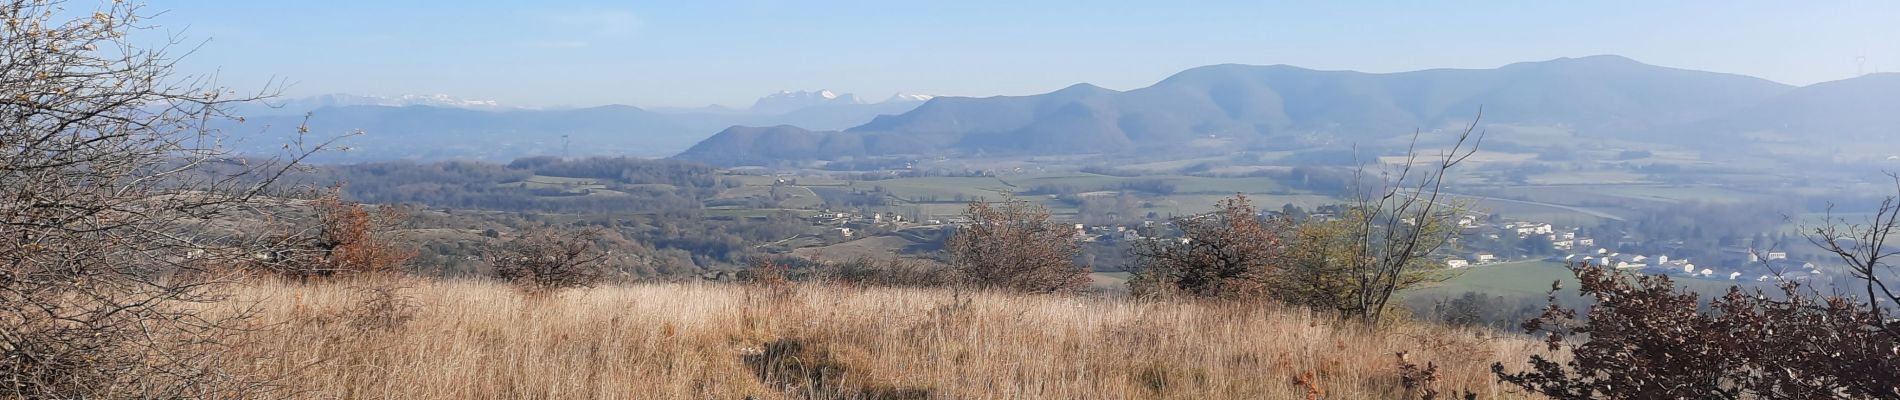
[488,228,610,295]
[1129,195,1289,299]
[1493,263,1900,399]
[740,257,792,287]
[257,189,416,279]
[944,198,1088,293]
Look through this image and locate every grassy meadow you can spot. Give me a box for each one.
[222,279,1551,399]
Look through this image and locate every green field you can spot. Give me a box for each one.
[723,174,852,187]
[702,208,817,219]
[868,176,1018,200]
[712,185,826,209]
[1003,173,1289,195]
[508,175,606,190]
[1406,260,1762,302]
[1087,271,1134,294]
[1476,184,1762,206]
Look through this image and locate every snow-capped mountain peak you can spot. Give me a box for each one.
[750,89,863,113]
[234,93,510,116]
[885,93,935,103]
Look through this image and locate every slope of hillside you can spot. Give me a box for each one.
[233,279,1546,399]
[1680,73,1900,155]
[676,56,1796,166]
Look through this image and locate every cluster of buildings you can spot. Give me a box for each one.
[1561,248,1820,282]
[1438,211,1832,283]
[1444,218,1598,268]
[808,210,927,239]
[1075,222,1160,243]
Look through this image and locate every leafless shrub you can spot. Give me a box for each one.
[254,188,416,279]
[945,197,1088,293]
[0,0,333,397]
[741,257,792,287]
[488,228,609,295]
[342,279,417,333]
[1128,195,1289,299]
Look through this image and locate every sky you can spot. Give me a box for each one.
[139,1,1900,108]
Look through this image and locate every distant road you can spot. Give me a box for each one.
[1439,193,1627,222]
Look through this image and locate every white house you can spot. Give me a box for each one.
[1476,253,1498,263]
[1446,259,1471,269]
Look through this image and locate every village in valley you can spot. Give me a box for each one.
[759,185,1836,292]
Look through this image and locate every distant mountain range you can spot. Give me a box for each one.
[226,90,933,162]
[678,55,1881,166]
[228,93,511,116]
[751,90,862,114]
[231,57,1900,166]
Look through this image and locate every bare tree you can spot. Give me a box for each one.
[1806,172,1900,325]
[945,197,1087,293]
[0,0,334,396]
[1341,112,1482,322]
[489,228,610,295]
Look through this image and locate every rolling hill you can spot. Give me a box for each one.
[676,55,1800,166]
[1675,72,1900,154]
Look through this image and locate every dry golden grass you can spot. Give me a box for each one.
[222,279,1550,399]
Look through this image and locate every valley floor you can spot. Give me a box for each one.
[224,279,1551,399]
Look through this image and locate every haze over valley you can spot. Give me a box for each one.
[12,1,1900,398]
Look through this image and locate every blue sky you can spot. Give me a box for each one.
[148,1,1900,108]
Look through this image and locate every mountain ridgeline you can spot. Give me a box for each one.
[226,92,931,162]
[676,56,1900,166]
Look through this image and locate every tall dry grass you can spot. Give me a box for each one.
[221,279,1549,399]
